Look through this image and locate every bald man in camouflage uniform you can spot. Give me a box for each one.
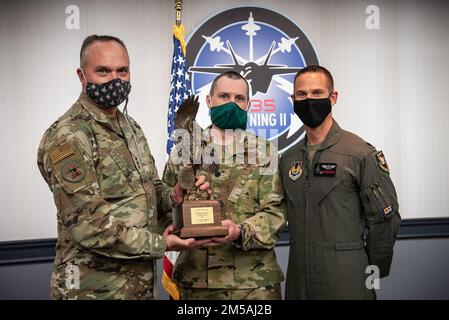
[37,35,209,300]
[163,72,286,300]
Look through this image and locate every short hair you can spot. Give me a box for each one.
[80,34,128,68]
[209,71,250,100]
[294,65,334,93]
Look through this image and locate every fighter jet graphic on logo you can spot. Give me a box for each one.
[189,12,303,95]
[186,7,319,151]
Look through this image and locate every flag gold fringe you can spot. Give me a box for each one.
[173,24,187,56]
[162,271,180,300]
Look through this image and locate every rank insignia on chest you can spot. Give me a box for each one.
[314,163,337,177]
[289,161,303,180]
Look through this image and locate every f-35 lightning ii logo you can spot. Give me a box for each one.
[186,7,319,152]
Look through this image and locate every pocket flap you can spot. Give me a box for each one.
[227,166,252,204]
[316,176,346,204]
[335,240,365,251]
[109,146,140,191]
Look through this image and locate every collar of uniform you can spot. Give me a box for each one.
[299,119,342,151]
[78,92,124,136]
[116,111,137,144]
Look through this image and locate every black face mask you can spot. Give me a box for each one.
[293,93,333,128]
[85,78,131,108]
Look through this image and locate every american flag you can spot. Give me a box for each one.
[162,23,191,301]
[166,24,192,154]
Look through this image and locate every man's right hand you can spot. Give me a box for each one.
[163,225,213,251]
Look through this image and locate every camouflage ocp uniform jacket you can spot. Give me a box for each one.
[37,93,173,300]
[162,128,286,290]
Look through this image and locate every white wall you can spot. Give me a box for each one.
[1,0,448,241]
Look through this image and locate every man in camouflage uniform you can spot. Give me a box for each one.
[37,35,210,300]
[279,65,401,299]
[163,71,286,300]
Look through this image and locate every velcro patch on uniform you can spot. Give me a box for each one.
[49,142,74,164]
[48,141,94,194]
[289,161,303,181]
[376,151,390,174]
[383,205,394,216]
[61,160,86,183]
[314,163,337,177]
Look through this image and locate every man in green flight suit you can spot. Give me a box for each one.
[278,65,401,299]
[37,35,210,300]
[163,71,286,300]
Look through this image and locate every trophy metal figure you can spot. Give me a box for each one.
[172,96,228,238]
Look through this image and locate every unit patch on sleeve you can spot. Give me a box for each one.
[376,151,390,174]
[61,160,86,183]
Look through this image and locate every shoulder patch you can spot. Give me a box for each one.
[61,160,86,183]
[49,142,74,164]
[376,151,390,174]
[48,141,94,194]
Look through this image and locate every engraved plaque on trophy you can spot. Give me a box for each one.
[172,165,228,238]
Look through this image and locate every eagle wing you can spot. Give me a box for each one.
[174,95,200,132]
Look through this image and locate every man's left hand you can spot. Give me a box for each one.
[170,175,212,205]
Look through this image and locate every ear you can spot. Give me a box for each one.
[206,95,212,109]
[330,90,338,106]
[77,68,87,92]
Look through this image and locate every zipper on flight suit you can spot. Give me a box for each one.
[371,184,388,206]
[375,184,388,204]
[371,185,380,200]
[375,183,391,218]
[304,149,310,297]
[370,184,390,219]
[303,146,321,299]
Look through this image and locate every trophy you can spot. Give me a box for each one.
[172,96,228,238]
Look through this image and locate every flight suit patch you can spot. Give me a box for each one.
[383,205,394,217]
[289,162,303,181]
[314,163,337,177]
[376,151,390,173]
[61,160,86,183]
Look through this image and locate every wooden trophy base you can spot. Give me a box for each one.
[178,226,229,238]
[173,199,229,239]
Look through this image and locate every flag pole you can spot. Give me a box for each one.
[163,0,189,300]
[173,0,186,57]
[175,0,183,26]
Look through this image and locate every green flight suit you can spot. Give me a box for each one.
[279,120,401,299]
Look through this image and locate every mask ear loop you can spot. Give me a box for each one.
[122,98,144,167]
[121,95,159,299]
